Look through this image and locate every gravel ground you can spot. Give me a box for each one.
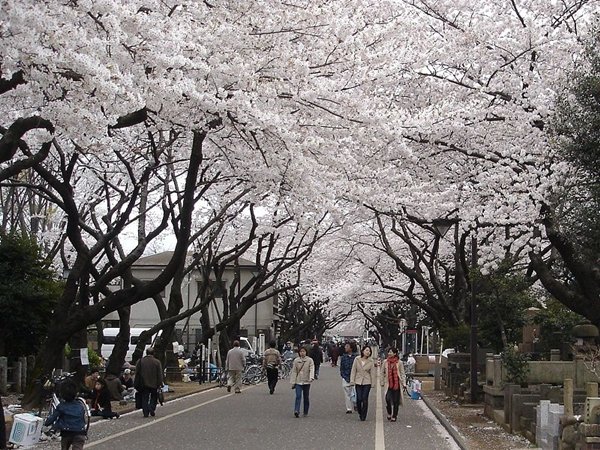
[424,391,535,449]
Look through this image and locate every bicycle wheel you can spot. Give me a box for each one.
[243,365,261,384]
[219,370,228,387]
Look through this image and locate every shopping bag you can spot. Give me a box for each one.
[135,391,142,410]
[350,386,357,404]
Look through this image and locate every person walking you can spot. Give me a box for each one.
[135,347,164,418]
[290,346,315,417]
[406,353,416,374]
[350,345,375,421]
[329,342,339,367]
[381,347,406,422]
[44,379,88,449]
[281,341,294,361]
[263,340,282,394]
[308,340,323,379]
[225,340,246,394]
[340,342,357,414]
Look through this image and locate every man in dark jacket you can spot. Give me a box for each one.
[308,341,323,379]
[340,342,357,413]
[135,347,164,417]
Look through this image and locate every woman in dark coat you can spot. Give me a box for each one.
[90,378,119,419]
[329,342,339,367]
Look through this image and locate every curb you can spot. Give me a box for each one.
[420,393,469,450]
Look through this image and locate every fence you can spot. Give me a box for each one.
[0,356,36,395]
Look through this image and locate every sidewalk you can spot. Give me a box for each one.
[422,390,533,450]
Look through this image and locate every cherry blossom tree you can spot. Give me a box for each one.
[3,0,600,386]
[317,1,599,329]
[2,0,397,382]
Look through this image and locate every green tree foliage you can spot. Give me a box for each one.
[362,303,421,349]
[533,297,585,354]
[501,346,530,386]
[0,233,62,359]
[440,323,470,352]
[475,261,536,353]
[552,31,600,259]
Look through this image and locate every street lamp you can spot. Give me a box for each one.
[399,318,407,355]
[469,236,478,403]
[432,217,478,402]
[432,218,454,238]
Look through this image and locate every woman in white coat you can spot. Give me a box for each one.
[290,346,315,417]
[350,345,376,421]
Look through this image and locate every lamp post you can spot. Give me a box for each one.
[399,318,407,356]
[432,218,478,402]
[431,218,453,239]
[470,236,478,403]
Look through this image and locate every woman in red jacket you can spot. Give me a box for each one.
[380,347,406,422]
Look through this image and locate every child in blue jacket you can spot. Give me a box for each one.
[44,379,88,449]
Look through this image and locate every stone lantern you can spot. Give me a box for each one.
[571,322,599,348]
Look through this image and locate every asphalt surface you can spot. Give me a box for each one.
[34,365,460,450]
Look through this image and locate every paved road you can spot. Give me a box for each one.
[36,365,460,450]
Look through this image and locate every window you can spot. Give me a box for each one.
[103,336,117,345]
[197,280,226,298]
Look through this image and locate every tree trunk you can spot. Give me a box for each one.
[105,307,130,376]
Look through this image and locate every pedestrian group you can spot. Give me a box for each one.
[226,338,408,422]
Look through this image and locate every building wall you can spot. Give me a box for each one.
[103,263,275,349]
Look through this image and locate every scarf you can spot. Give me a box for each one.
[387,356,400,390]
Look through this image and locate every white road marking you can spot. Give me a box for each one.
[375,373,385,450]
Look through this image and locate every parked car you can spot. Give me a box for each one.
[101,327,160,362]
[238,337,256,358]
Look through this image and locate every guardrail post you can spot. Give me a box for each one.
[0,357,7,395]
[14,360,22,394]
[19,356,27,392]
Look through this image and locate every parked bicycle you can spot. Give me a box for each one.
[33,371,91,438]
[242,354,266,385]
[278,357,294,379]
[217,368,228,388]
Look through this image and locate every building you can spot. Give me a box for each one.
[102,251,276,350]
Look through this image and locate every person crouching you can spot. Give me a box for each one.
[90,378,119,419]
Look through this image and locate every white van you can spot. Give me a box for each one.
[100,328,158,362]
[239,337,255,358]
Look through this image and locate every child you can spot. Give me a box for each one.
[90,378,119,419]
[44,379,87,449]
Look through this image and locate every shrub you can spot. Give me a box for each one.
[501,346,530,386]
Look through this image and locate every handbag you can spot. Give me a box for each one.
[135,391,142,410]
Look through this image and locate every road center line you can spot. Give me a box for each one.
[375,373,385,450]
[85,390,236,447]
